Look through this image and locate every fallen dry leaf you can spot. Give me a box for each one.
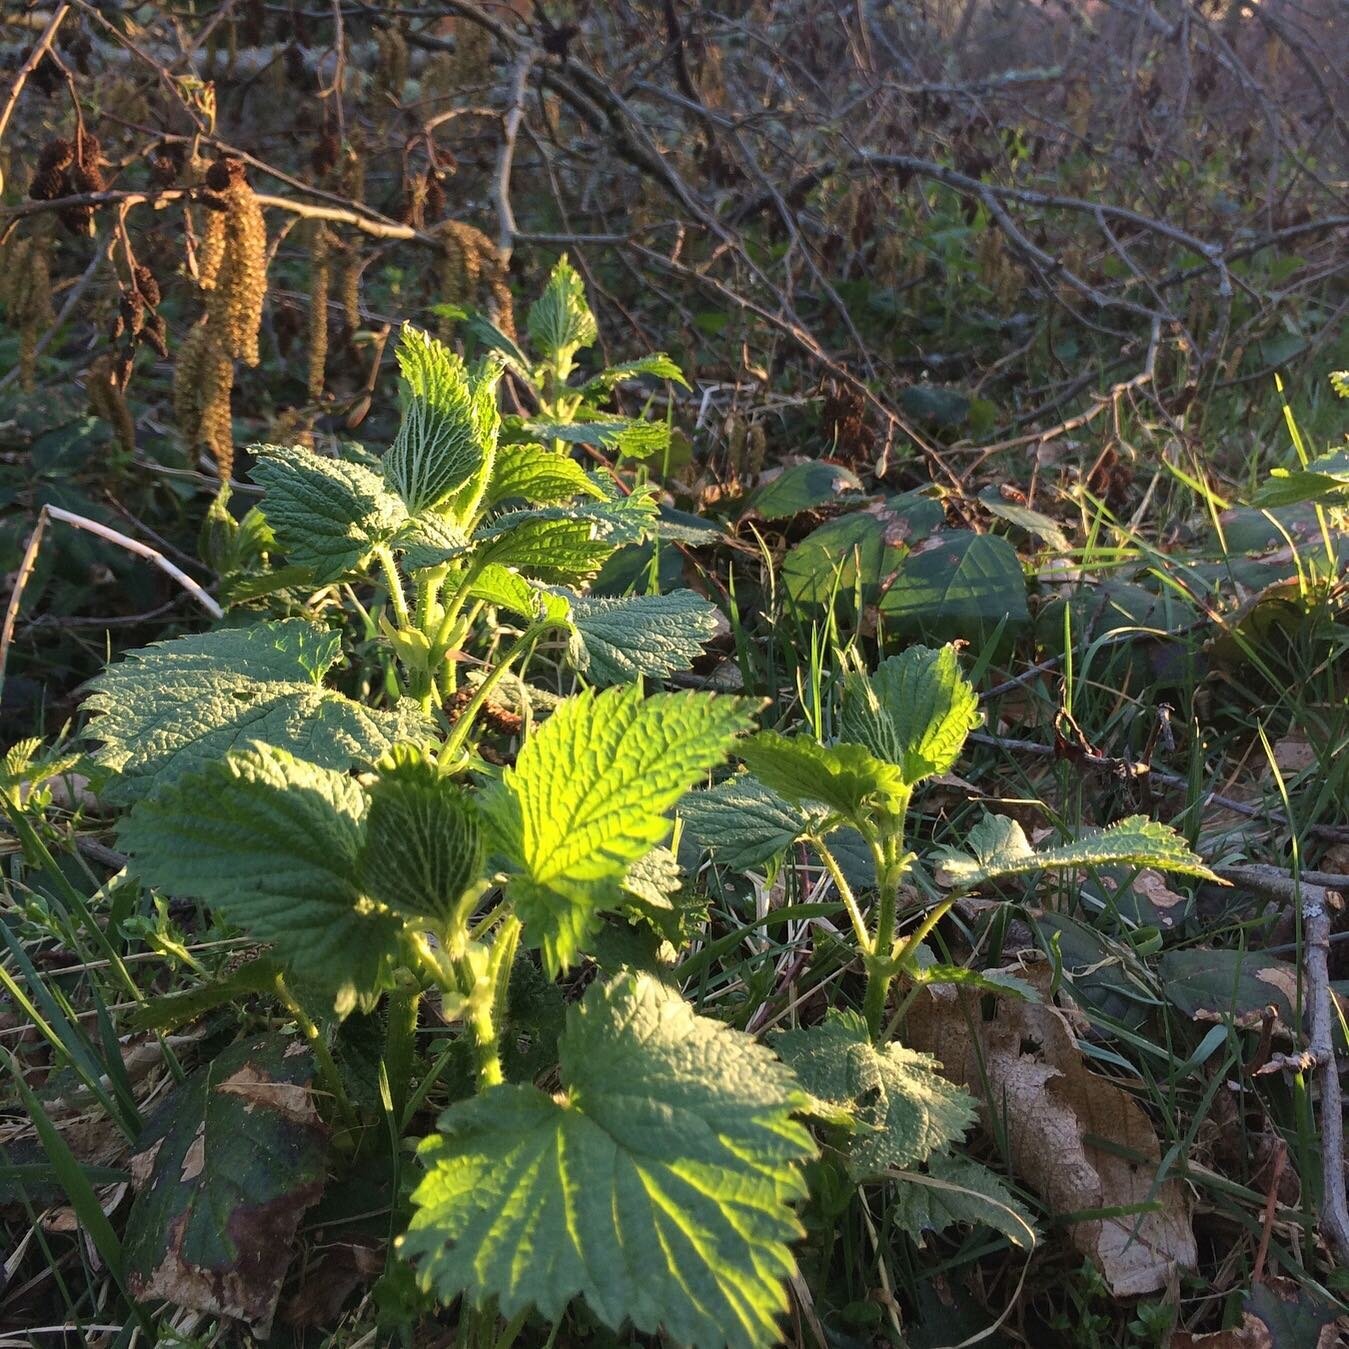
[1270,736,1316,777]
[905,957,1197,1297]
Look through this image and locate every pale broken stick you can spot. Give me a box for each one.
[0,503,223,697]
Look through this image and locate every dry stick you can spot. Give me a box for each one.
[493,44,535,267]
[0,505,223,699]
[0,3,72,150]
[1304,888,1349,1262]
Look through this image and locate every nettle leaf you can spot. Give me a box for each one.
[775,1011,975,1179]
[527,254,597,365]
[85,620,434,801]
[360,749,484,927]
[466,564,569,625]
[739,732,908,822]
[472,512,614,585]
[892,1151,1037,1250]
[403,972,814,1349]
[384,326,499,513]
[488,685,757,973]
[581,353,688,396]
[1252,447,1349,508]
[564,589,721,685]
[678,773,821,871]
[840,644,979,785]
[934,813,1218,891]
[483,442,605,509]
[393,513,470,571]
[526,416,672,459]
[125,1032,327,1329]
[119,745,403,1015]
[250,445,408,583]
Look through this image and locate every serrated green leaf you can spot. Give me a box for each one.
[748,461,866,521]
[118,745,403,1015]
[775,1012,975,1179]
[892,1151,1037,1250]
[839,645,979,786]
[1252,448,1349,508]
[483,442,606,509]
[678,772,820,870]
[489,686,757,973]
[84,621,435,801]
[621,845,682,911]
[360,750,484,928]
[124,1033,327,1326]
[384,326,498,513]
[527,255,598,366]
[472,513,613,585]
[564,589,721,685]
[392,513,470,571]
[403,972,814,1349]
[739,732,909,822]
[933,812,1218,890]
[250,445,408,583]
[525,416,672,459]
[581,353,688,396]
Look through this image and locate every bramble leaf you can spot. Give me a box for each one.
[1252,447,1349,508]
[85,621,434,800]
[564,589,721,685]
[360,749,484,928]
[839,645,979,785]
[487,685,757,972]
[402,972,814,1349]
[526,254,597,367]
[775,1011,975,1179]
[118,745,403,1015]
[384,326,499,513]
[933,812,1219,890]
[739,732,909,821]
[250,445,408,583]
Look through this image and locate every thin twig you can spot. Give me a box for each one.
[0,3,72,150]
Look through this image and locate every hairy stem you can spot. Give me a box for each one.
[374,544,411,630]
[382,973,422,1127]
[862,816,911,1041]
[808,835,872,954]
[441,618,559,762]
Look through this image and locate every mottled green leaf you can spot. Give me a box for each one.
[251,445,408,583]
[564,589,721,685]
[775,1011,975,1178]
[403,972,814,1349]
[934,813,1218,890]
[739,732,908,821]
[118,746,403,1015]
[892,1151,1037,1250]
[124,1033,327,1326]
[85,621,434,801]
[526,254,597,366]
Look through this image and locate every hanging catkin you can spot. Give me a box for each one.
[438,219,514,338]
[307,221,331,399]
[172,154,268,482]
[1,228,55,392]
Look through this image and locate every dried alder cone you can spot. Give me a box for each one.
[30,130,105,235]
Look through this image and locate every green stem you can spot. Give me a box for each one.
[274,974,359,1135]
[809,835,872,954]
[887,898,956,975]
[862,818,911,1041]
[374,544,411,630]
[441,619,558,762]
[382,974,421,1128]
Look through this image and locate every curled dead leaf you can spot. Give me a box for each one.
[905,957,1197,1297]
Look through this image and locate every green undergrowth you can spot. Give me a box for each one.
[2,261,1348,1349]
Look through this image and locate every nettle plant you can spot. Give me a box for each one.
[451,252,686,458]
[681,644,1217,1229]
[73,269,1216,1346]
